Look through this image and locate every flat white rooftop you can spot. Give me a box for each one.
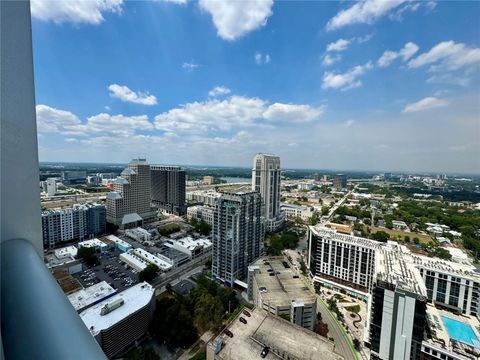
[77,238,107,249]
[80,282,154,336]
[68,281,116,311]
[170,236,212,250]
[119,251,148,271]
[132,248,173,271]
[54,245,78,259]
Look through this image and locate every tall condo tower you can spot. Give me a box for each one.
[252,153,284,232]
[212,192,264,286]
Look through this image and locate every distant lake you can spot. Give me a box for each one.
[220,177,251,183]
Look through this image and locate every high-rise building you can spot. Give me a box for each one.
[212,192,264,286]
[313,172,322,182]
[151,165,186,215]
[332,174,347,189]
[42,203,106,249]
[46,178,57,196]
[308,226,480,360]
[252,153,284,232]
[106,159,153,228]
[203,175,215,185]
[61,170,87,185]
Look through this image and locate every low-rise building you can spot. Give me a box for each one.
[281,203,315,222]
[164,236,212,259]
[68,281,117,313]
[54,245,78,260]
[80,283,155,359]
[105,234,132,252]
[77,238,109,252]
[247,257,317,330]
[187,205,215,226]
[125,227,152,243]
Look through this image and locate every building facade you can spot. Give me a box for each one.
[251,153,284,232]
[332,174,347,189]
[187,205,215,226]
[80,283,155,359]
[212,192,264,285]
[308,226,379,292]
[61,170,87,185]
[42,203,106,249]
[150,165,186,215]
[106,159,153,228]
[308,225,480,360]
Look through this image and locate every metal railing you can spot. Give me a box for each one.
[1,238,107,360]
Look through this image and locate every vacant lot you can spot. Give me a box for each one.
[369,226,432,244]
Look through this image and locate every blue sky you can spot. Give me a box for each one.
[32,0,480,173]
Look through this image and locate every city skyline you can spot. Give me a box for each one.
[32,1,480,173]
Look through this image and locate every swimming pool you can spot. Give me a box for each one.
[442,316,480,349]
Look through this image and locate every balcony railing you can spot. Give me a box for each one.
[1,239,107,360]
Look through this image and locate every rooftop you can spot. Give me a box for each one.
[132,248,173,271]
[250,257,316,308]
[80,282,154,336]
[310,225,381,251]
[376,242,427,296]
[77,238,108,249]
[67,281,117,312]
[210,308,342,360]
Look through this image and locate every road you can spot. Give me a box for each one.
[323,190,352,224]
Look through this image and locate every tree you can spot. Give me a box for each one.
[299,258,307,276]
[139,264,159,283]
[413,237,420,245]
[314,283,321,294]
[77,246,99,266]
[310,212,320,226]
[321,206,329,216]
[371,231,390,242]
[353,339,361,350]
[404,236,410,243]
[126,346,161,360]
[434,247,452,260]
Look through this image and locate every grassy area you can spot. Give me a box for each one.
[369,226,432,244]
[345,305,360,314]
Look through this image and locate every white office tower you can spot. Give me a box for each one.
[251,153,284,232]
[46,178,57,197]
[212,192,264,286]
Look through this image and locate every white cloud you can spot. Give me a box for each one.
[36,104,81,133]
[377,42,419,67]
[64,113,153,136]
[209,86,231,97]
[402,97,448,113]
[155,95,324,134]
[255,52,271,65]
[155,96,267,134]
[326,0,405,31]
[108,84,157,105]
[326,38,351,52]
[182,62,200,71]
[344,119,355,127]
[408,41,480,71]
[322,54,341,66]
[199,0,273,41]
[322,62,373,90]
[161,0,187,4]
[104,105,111,111]
[427,74,471,87]
[263,103,325,123]
[30,0,123,25]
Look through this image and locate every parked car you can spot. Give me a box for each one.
[261,346,270,358]
[239,317,247,324]
[242,310,251,317]
[224,329,233,338]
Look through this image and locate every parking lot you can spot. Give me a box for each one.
[74,248,138,292]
